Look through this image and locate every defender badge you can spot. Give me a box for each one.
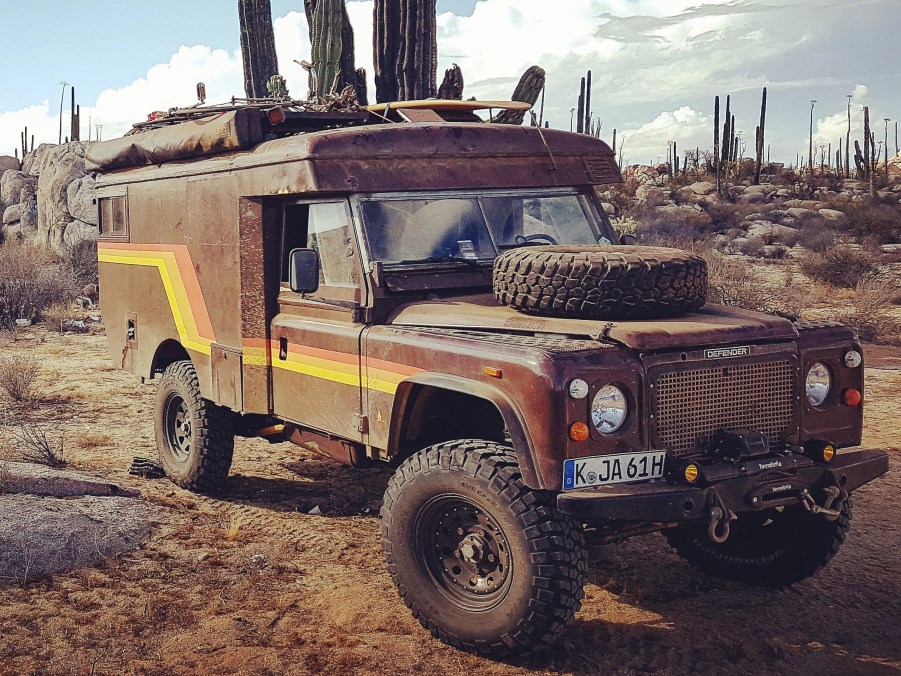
[705,346,751,359]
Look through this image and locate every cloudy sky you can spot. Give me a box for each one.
[0,0,898,166]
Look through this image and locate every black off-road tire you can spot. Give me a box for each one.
[663,500,852,587]
[381,440,586,658]
[154,360,234,492]
[493,245,708,320]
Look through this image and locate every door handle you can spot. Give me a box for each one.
[279,336,288,360]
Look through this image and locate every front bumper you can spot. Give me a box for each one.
[557,448,888,522]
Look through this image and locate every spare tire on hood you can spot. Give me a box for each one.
[493,245,708,320]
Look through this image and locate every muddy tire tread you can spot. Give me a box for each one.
[155,360,234,492]
[493,245,708,320]
[381,440,586,657]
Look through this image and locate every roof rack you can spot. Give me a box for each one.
[128,94,370,136]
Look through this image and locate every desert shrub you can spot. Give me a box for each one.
[841,197,901,244]
[835,273,901,345]
[15,424,66,467]
[609,215,640,236]
[703,200,750,231]
[0,242,74,328]
[633,205,717,246]
[800,245,879,288]
[796,219,842,252]
[64,239,98,290]
[0,353,40,403]
[704,253,811,318]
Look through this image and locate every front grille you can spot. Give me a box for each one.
[651,359,795,457]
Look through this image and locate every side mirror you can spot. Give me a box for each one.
[619,233,639,245]
[289,248,320,294]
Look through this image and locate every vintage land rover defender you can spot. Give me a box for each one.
[89,101,888,657]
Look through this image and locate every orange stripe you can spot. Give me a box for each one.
[98,242,216,343]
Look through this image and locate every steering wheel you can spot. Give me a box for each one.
[515,233,559,245]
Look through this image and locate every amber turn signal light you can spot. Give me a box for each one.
[684,464,699,483]
[843,388,862,406]
[569,422,590,442]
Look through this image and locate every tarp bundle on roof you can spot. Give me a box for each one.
[85,109,263,172]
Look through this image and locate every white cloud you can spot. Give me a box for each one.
[616,106,713,166]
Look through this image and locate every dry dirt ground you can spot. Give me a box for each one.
[0,326,898,676]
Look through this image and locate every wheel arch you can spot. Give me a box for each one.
[388,374,543,488]
[150,339,192,378]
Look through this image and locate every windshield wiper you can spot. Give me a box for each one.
[396,255,483,266]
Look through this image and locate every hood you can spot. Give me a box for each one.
[387,294,798,351]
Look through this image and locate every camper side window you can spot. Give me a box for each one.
[98,196,128,237]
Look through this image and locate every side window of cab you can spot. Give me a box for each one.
[308,202,360,288]
[98,193,128,239]
[280,200,362,304]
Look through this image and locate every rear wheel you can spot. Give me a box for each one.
[381,440,586,657]
[663,500,852,587]
[154,360,234,492]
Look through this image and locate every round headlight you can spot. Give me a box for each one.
[591,385,628,434]
[806,362,831,407]
[844,350,862,368]
[569,378,589,400]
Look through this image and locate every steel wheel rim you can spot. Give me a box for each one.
[163,393,193,462]
[414,494,512,611]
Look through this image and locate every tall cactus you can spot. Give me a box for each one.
[583,70,592,136]
[576,77,585,134]
[374,0,437,102]
[714,95,720,191]
[495,66,546,125]
[304,0,360,98]
[311,0,343,97]
[754,86,766,184]
[239,0,280,99]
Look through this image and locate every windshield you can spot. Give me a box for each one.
[359,191,614,265]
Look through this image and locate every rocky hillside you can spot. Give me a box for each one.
[603,158,901,257]
[0,143,96,250]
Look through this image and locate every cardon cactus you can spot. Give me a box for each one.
[305,0,360,99]
[239,0,280,99]
[374,0,437,102]
[311,0,344,97]
[495,66,545,125]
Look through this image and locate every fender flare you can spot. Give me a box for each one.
[389,373,545,488]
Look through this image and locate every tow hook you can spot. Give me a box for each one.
[800,486,847,521]
[707,494,737,544]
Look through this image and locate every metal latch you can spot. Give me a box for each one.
[354,413,368,434]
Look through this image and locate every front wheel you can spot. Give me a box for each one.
[663,499,852,587]
[154,360,234,492]
[381,440,586,657]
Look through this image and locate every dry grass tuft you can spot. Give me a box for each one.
[74,432,112,450]
[226,514,242,542]
[0,353,40,404]
[15,424,67,468]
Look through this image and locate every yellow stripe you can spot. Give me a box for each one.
[99,251,212,356]
[268,349,405,394]
[365,376,402,395]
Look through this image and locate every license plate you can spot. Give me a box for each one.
[563,451,666,490]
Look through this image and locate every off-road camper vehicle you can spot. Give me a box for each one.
[89,100,888,657]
